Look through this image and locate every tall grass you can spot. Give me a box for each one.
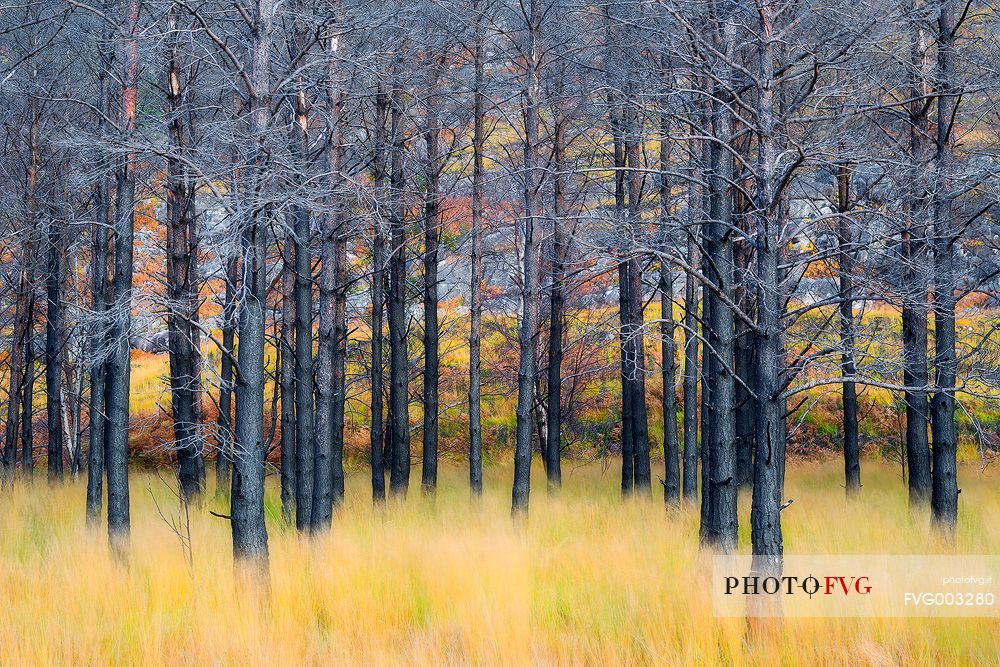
[0,459,996,665]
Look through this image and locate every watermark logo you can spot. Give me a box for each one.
[713,555,998,617]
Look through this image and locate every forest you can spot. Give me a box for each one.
[0,0,998,663]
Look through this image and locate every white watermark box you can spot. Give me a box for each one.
[712,555,999,617]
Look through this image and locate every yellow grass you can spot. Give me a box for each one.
[0,459,997,665]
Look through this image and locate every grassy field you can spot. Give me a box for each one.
[0,459,996,665]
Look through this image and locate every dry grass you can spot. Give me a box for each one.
[0,459,997,665]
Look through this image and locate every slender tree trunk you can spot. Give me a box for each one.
[165,5,205,501]
[387,87,410,499]
[930,0,959,533]
[279,235,297,526]
[289,8,320,531]
[701,35,737,550]
[545,89,566,492]
[45,211,65,481]
[216,256,238,493]
[329,31,349,507]
[314,30,346,529]
[902,0,932,505]
[836,162,860,494]
[625,109,651,495]
[370,91,388,502]
[511,0,542,515]
[421,63,442,494]
[750,5,784,574]
[658,94,679,506]
[468,0,485,496]
[230,0,275,570]
[610,101,634,496]
[105,0,141,550]
[682,217,699,501]
[21,329,36,477]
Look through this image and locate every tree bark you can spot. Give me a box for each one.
[230,0,274,570]
[45,220,64,483]
[836,162,860,494]
[468,0,485,496]
[165,4,205,502]
[930,0,959,533]
[370,90,388,502]
[545,83,567,492]
[313,29,347,529]
[421,62,442,494]
[511,0,542,515]
[902,0,932,505]
[105,0,141,550]
[658,95,679,506]
[216,256,238,494]
[750,5,784,574]
[387,87,410,499]
[279,235,297,526]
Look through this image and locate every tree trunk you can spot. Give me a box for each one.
[387,88,410,499]
[902,0,932,505]
[280,235,297,526]
[468,0,485,496]
[289,8,320,531]
[105,0,141,550]
[545,86,567,492]
[625,111,651,495]
[165,5,205,502]
[930,0,959,533]
[750,5,784,575]
[658,124,679,506]
[836,162,860,494]
[511,0,542,515]
[701,45,737,550]
[230,0,274,570]
[682,227,699,502]
[370,90,388,502]
[421,63,442,494]
[314,30,346,528]
[216,256,238,494]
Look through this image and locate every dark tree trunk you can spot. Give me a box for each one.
[280,236,297,526]
[657,72,679,506]
[545,89,567,493]
[750,7,784,574]
[733,240,755,489]
[902,1,932,505]
[216,256,238,494]
[468,0,485,496]
[610,101,634,496]
[45,223,64,482]
[682,229,699,502]
[930,0,959,533]
[421,64,442,494]
[165,6,205,502]
[290,9,320,531]
[370,91,388,502]
[836,162,860,494]
[625,120,651,495]
[230,0,274,570]
[701,55,737,551]
[314,38,346,529]
[511,0,542,515]
[105,0,141,550]
[387,88,411,499]
[21,332,36,477]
